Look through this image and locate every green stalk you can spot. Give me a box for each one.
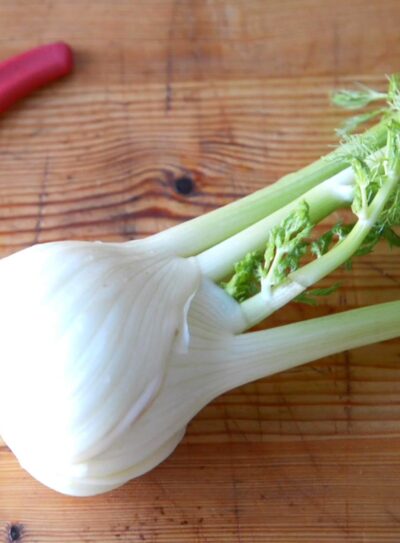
[240,280,304,328]
[196,167,354,280]
[153,122,387,258]
[214,300,400,395]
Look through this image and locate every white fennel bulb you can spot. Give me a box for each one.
[0,238,201,495]
[1,76,400,496]
[1,238,397,496]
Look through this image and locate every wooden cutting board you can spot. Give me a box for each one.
[0,1,400,541]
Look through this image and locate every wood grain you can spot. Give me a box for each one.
[0,0,399,542]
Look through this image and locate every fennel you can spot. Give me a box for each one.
[0,75,399,496]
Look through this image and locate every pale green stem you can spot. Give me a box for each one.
[359,183,369,220]
[240,167,399,329]
[195,167,354,280]
[212,300,400,396]
[152,122,387,258]
[240,281,305,327]
[128,299,400,479]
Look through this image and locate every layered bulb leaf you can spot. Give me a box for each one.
[0,238,204,495]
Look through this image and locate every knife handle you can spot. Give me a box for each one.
[0,42,73,114]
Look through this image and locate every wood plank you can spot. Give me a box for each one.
[0,0,399,542]
[3,440,400,542]
[0,75,377,251]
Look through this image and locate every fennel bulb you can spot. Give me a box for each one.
[0,77,399,496]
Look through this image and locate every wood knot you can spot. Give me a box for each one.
[7,524,23,542]
[174,175,195,196]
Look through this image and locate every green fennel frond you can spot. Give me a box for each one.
[331,84,386,110]
[332,133,382,164]
[387,74,400,112]
[259,201,313,294]
[383,226,400,247]
[223,251,263,302]
[379,119,400,227]
[311,223,346,258]
[385,119,400,177]
[335,108,385,137]
[332,75,400,136]
[295,283,341,306]
[351,157,383,219]
[223,202,314,302]
[379,190,400,230]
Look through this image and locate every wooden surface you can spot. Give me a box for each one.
[0,1,400,541]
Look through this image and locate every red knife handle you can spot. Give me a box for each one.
[0,42,73,114]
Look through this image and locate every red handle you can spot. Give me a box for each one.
[0,42,73,114]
